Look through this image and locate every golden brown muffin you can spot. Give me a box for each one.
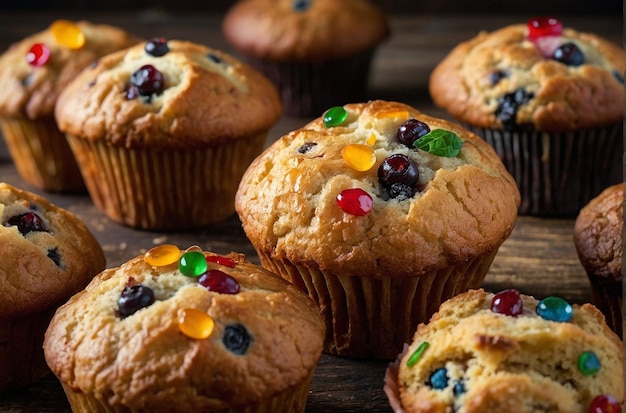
[429,17,624,216]
[0,20,140,192]
[574,183,623,338]
[0,182,105,391]
[384,289,624,413]
[235,100,520,359]
[55,38,282,230]
[44,245,325,413]
[222,0,390,116]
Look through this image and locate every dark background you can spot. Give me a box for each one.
[0,0,622,15]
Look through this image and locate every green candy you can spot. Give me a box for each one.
[323,106,348,128]
[179,251,208,277]
[406,341,429,367]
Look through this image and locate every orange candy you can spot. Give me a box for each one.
[50,20,85,50]
[144,244,181,267]
[178,308,214,339]
[341,144,376,172]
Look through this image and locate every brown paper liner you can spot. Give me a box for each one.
[59,370,314,413]
[587,277,622,339]
[0,115,85,192]
[66,133,266,230]
[464,124,623,217]
[0,307,56,392]
[383,344,408,413]
[256,249,499,359]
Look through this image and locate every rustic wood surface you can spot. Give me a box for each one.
[0,10,622,412]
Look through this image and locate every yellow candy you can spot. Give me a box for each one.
[341,144,376,172]
[50,20,85,50]
[178,308,214,339]
[366,133,377,146]
[144,244,181,267]
[375,110,410,120]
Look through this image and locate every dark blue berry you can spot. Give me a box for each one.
[453,380,466,396]
[397,119,430,147]
[552,42,584,66]
[207,52,223,64]
[378,154,419,201]
[118,284,155,318]
[297,142,317,154]
[6,212,47,235]
[495,88,534,129]
[427,368,449,390]
[223,324,252,355]
[145,38,169,57]
[47,248,62,267]
[293,0,311,11]
[488,69,508,85]
[612,69,624,84]
[388,183,414,201]
[129,64,165,97]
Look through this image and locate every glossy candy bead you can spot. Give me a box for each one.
[578,351,601,376]
[145,37,169,57]
[366,133,377,146]
[223,324,252,355]
[7,212,46,235]
[323,106,348,128]
[397,119,430,147]
[336,188,373,216]
[178,308,214,339]
[144,244,181,266]
[26,43,50,67]
[341,144,376,172]
[428,368,448,390]
[527,17,562,40]
[199,269,240,294]
[406,341,429,367]
[589,394,621,413]
[179,251,208,277]
[536,296,573,322]
[491,289,523,316]
[50,20,85,49]
[206,255,236,268]
[118,284,155,318]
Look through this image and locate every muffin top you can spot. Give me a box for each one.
[43,246,325,411]
[574,183,623,283]
[394,289,623,413]
[0,20,139,119]
[0,182,105,320]
[235,100,520,278]
[54,39,282,149]
[222,0,390,62]
[429,17,624,132]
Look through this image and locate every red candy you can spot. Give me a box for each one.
[491,289,523,317]
[589,395,622,413]
[26,43,51,67]
[206,255,236,268]
[336,188,373,216]
[527,17,562,40]
[198,269,240,294]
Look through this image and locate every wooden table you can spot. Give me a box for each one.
[0,11,621,412]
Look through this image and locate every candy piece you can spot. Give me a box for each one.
[323,106,348,127]
[26,43,50,67]
[145,38,169,57]
[7,212,47,235]
[118,284,155,318]
[179,251,208,277]
[527,17,562,40]
[491,289,523,316]
[375,110,410,120]
[50,20,85,50]
[366,133,377,146]
[341,144,376,172]
[428,368,448,390]
[536,296,573,322]
[578,351,601,376]
[145,244,181,267]
[413,129,463,157]
[206,255,236,268]
[397,119,430,147]
[222,324,252,355]
[178,308,214,339]
[199,269,240,294]
[336,188,373,216]
[589,394,622,413]
[406,341,429,367]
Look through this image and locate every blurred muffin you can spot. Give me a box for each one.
[44,245,325,413]
[0,182,105,391]
[235,100,520,359]
[54,38,281,230]
[222,0,390,117]
[574,183,623,338]
[0,20,139,192]
[429,17,624,216]
[384,289,624,413]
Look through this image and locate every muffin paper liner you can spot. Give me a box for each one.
[383,344,408,413]
[0,115,84,192]
[587,277,622,339]
[464,124,623,217]
[256,249,499,359]
[66,133,266,230]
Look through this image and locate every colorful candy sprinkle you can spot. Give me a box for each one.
[206,255,236,268]
[178,308,214,339]
[145,244,181,267]
[366,133,377,146]
[341,144,376,172]
[179,251,208,277]
[50,20,85,50]
[578,351,601,376]
[589,394,621,413]
[406,341,429,367]
[26,43,50,67]
[199,269,240,294]
[323,106,348,128]
[336,188,373,216]
[491,289,523,317]
[536,296,573,322]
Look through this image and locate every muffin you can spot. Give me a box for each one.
[54,38,282,230]
[574,183,623,338]
[235,100,520,359]
[222,0,390,117]
[384,288,624,413]
[429,17,624,216]
[43,245,325,413]
[0,182,105,391]
[0,20,140,192]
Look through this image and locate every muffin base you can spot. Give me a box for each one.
[0,115,85,192]
[465,124,623,217]
[256,249,499,360]
[66,133,267,230]
[588,277,622,339]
